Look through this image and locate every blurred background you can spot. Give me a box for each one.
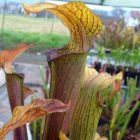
[0,0,140,52]
[0,0,140,140]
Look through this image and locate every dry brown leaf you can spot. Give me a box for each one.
[0,99,69,140]
[23,2,102,53]
[0,43,31,73]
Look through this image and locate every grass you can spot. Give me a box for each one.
[0,14,69,35]
[0,30,70,52]
[0,15,70,52]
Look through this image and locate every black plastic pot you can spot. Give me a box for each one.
[105,64,115,75]
[124,68,140,87]
[94,61,102,72]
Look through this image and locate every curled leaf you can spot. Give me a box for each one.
[85,68,123,106]
[0,99,69,140]
[23,2,102,55]
[70,67,123,140]
[84,66,98,79]
[0,43,30,73]
[23,2,57,15]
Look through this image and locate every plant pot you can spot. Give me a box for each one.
[94,61,102,72]
[105,64,115,75]
[124,67,140,87]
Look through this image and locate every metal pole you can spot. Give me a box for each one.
[100,0,106,5]
[1,0,6,37]
[50,17,54,33]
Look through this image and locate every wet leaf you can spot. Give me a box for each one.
[0,99,69,140]
[23,2,102,53]
[0,43,30,73]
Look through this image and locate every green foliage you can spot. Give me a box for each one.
[97,47,106,61]
[0,30,70,52]
[31,118,45,140]
[108,78,140,140]
[111,48,140,67]
[124,49,140,68]
[39,66,50,98]
[95,47,140,68]
[95,18,140,68]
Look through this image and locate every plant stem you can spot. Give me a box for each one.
[33,120,37,140]
[6,73,28,140]
[1,0,6,37]
[39,66,50,98]
[43,53,87,140]
[109,131,113,140]
[40,118,45,140]
[70,77,103,140]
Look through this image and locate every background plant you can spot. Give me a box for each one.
[101,78,140,140]
[96,18,140,50]
[95,18,140,69]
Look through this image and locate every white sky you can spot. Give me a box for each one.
[1,0,140,8]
